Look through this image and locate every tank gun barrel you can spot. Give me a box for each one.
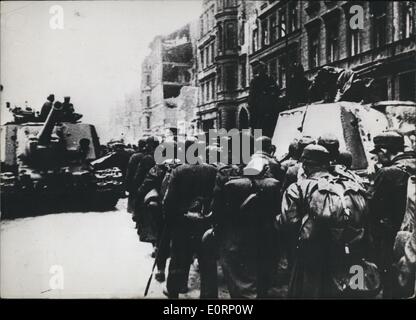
[37,104,63,145]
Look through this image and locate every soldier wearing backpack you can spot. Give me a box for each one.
[137,141,181,282]
[369,131,416,298]
[277,144,376,298]
[162,140,218,298]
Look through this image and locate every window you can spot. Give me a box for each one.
[261,19,269,47]
[211,43,215,64]
[371,2,388,47]
[278,9,286,38]
[278,56,286,88]
[206,81,210,101]
[201,50,205,69]
[326,21,339,62]
[146,74,151,86]
[239,19,246,45]
[252,27,259,52]
[211,79,216,100]
[146,96,151,107]
[289,2,298,32]
[146,116,150,129]
[218,24,223,53]
[201,83,205,103]
[308,30,320,68]
[240,61,246,88]
[200,16,204,36]
[217,66,222,91]
[402,2,414,38]
[226,22,236,49]
[270,14,277,43]
[206,46,210,66]
[349,30,361,56]
[225,65,237,91]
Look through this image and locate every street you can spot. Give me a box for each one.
[0,199,205,299]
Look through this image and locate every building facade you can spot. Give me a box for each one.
[138,22,199,140]
[299,1,415,101]
[195,0,415,133]
[138,1,415,137]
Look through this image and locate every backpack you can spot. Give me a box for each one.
[299,174,381,298]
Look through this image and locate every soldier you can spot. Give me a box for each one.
[125,138,147,213]
[250,136,284,181]
[280,136,315,193]
[277,144,372,298]
[133,136,159,228]
[210,133,281,298]
[39,94,54,121]
[136,141,181,282]
[162,140,218,298]
[369,131,416,298]
[317,133,365,186]
[280,139,300,173]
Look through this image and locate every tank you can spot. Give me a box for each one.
[0,101,124,219]
[271,101,390,182]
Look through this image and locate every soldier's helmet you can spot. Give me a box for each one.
[298,136,316,154]
[47,94,55,101]
[337,150,353,169]
[318,133,340,160]
[255,136,273,154]
[64,96,71,103]
[301,144,330,166]
[370,131,404,154]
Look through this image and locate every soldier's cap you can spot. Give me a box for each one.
[300,144,330,165]
[370,131,404,154]
[318,133,340,157]
[298,136,316,150]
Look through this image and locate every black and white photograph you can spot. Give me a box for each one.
[0,0,415,303]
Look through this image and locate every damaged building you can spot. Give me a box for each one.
[138,22,199,140]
